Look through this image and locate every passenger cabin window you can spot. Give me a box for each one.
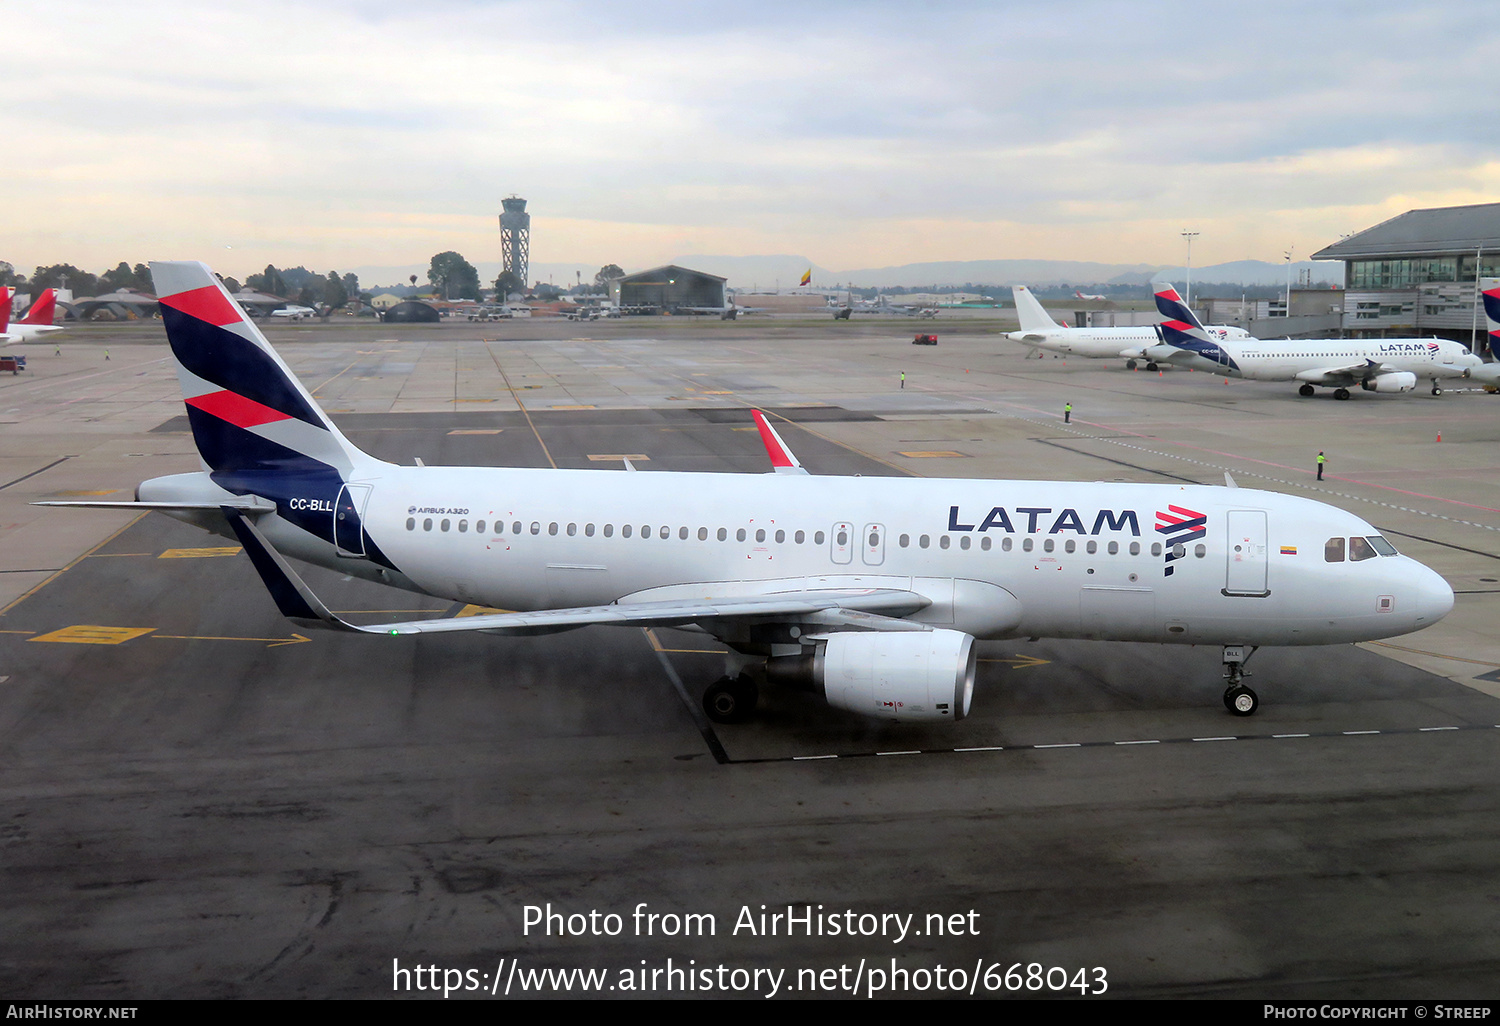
[717,528,727,541]
[1325,537,1345,562]
[1349,536,1377,562]
[980,537,992,551]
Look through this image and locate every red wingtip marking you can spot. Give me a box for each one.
[160,284,243,327]
[751,409,794,468]
[186,389,293,429]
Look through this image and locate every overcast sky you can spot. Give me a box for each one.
[7,0,1499,280]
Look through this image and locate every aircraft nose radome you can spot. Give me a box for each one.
[1411,562,1455,627]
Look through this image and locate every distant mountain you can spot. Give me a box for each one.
[351,255,1346,293]
[675,256,1342,289]
[1146,260,1343,287]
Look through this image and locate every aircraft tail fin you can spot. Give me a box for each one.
[149,261,373,486]
[1481,278,1500,359]
[20,288,56,326]
[1153,283,1213,347]
[0,288,11,334]
[1011,286,1059,332]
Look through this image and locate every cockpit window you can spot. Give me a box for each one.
[1367,535,1399,556]
[1324,536,1345,562]
[1349,536,1377,562]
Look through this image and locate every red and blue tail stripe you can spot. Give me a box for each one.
[150,262,395,570]
[1481,283,1500,359]
[1153,284,1238,372]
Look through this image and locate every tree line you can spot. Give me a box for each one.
[0,255,634,309]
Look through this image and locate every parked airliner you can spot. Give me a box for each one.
[43,262,1454,724]
[1148,285,1484,399]
[1008,285,1248,369]
[0,288,64,343]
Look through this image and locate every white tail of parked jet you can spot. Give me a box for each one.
[1011,286,1061,333]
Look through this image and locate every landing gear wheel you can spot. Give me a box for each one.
[1146,361,1159,372]
[1223,685,1259,717]
[1126,359,1138,370]
[1432,383,1442,396]
[702,674,758,724]
[1334,388,1351,401]
[1298,383,1315,397]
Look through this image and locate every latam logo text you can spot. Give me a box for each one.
[948,506,1140,535]
[1376,342,1440,354]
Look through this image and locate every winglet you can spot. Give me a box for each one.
[751,410,808,474]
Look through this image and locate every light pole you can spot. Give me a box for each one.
[1181,230,1199,307]
[1283,246,1295,319]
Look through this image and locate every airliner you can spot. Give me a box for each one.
[1074,290,1107,302]
[1147,285,1484,399]
[1008,286,1248,369]
[0,288,64,343]
[271,303,316,320]
[42,262,1454,724]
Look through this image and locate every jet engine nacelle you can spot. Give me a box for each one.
[767,628,976,722]
[1363,371,1417,393]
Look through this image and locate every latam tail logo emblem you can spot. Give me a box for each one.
[1155,504,1207,577]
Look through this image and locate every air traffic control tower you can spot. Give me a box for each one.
[499,196,530,288]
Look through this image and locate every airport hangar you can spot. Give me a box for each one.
[608,263,727,313]
[1313,200,1500,343]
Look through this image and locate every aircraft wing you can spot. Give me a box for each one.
[222,507,933,637]
[1294,359,1379,386]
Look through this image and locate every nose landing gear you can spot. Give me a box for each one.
[1222,644,1260,716]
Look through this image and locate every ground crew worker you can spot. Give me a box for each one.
[1064,402,1072,424]
[900,371,905,389]
[1317,451,1325,480]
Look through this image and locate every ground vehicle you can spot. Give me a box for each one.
[0,355,22,374]
[913,333,937,345]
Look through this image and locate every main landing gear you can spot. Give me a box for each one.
[1298,383,1315,397]
[703,673,758,724]
[1221,644,1259,716]
[1333,387,1351,401]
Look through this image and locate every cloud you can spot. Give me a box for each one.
[5,0,1500,277]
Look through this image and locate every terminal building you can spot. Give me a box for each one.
[1313,201,1500,342]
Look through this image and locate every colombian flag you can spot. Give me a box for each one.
[799,268,812,287]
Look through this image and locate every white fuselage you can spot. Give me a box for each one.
[1009,325,1248,360]
[1162,337,1482,384]
[144,466,1453,648]
[0,323,63,344]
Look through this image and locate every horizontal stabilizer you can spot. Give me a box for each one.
[33,497,277,513]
